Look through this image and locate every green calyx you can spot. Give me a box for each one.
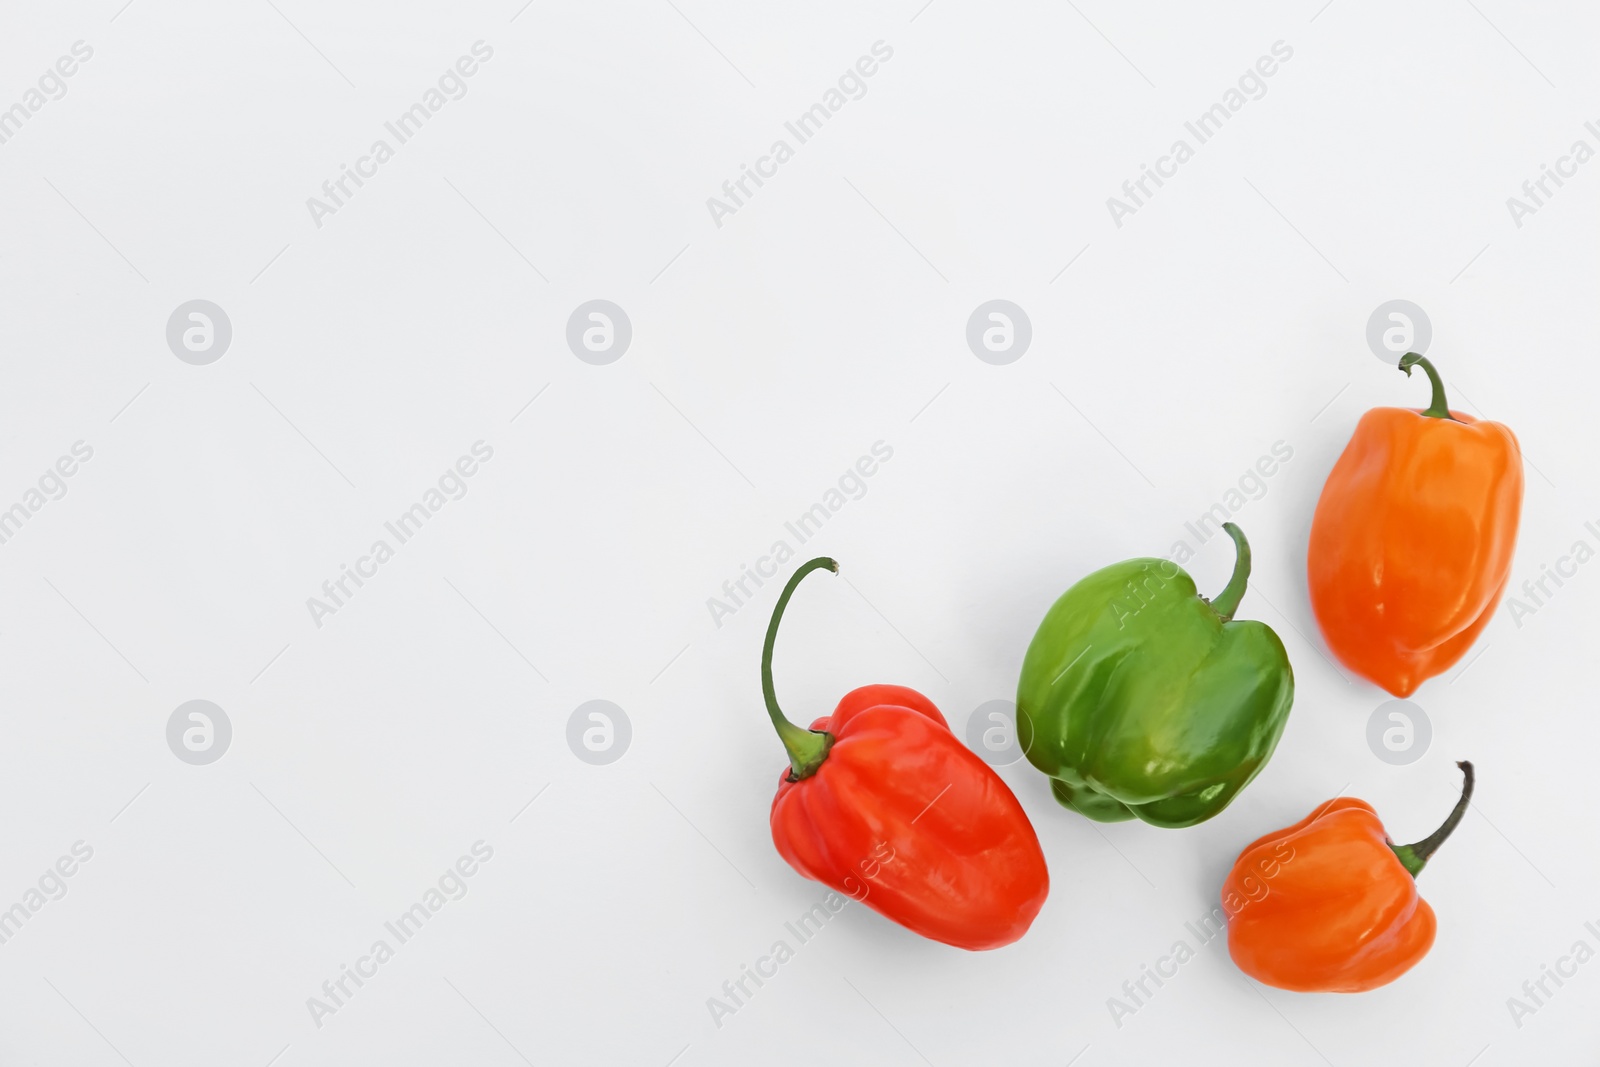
[1207,522,1252,622]
[1389,761,1475,878]
[1398,352,1457,421]
[1014,523,1294,828]
[761,557,838,781]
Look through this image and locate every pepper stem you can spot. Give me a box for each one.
[1398,352,1457,421]
[1389,761,1475,879]
[761,557,838,781]
[1207,522,1252,622]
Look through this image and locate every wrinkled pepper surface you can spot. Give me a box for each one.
[763,558,1049,950]
[1224,761,1474,992]
[1308,353,1523,696]
[1016,523,1294,828]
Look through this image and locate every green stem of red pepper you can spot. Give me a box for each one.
[1208,522,1252,622]
[1389,760,1475,878]
[1398,352,1457,421]
[762,557,838,781]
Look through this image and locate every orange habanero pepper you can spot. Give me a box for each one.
[1223,761,1473,992]
[1308,353,1522,696]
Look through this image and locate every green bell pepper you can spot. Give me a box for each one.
[1015,523,1294,828]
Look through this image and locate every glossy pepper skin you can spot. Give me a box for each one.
[1224,761,1474,992]
[1308,353,1522,696]
[762,558,1049,951]
[1016,523,1293,828]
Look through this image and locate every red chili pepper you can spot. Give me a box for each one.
[762,558,1050,950]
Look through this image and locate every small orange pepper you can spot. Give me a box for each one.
[1308,353,1522,696]
[1222,761,1474,992]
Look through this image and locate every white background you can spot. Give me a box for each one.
[0,1,1596,1064]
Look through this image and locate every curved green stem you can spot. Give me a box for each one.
[1389,761,1475,878]
[1398,353,1457,421]
[1208,522,1252,622]
[762,557,838,781]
